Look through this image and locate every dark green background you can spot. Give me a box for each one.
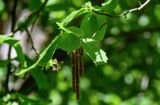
[0,0,160,105]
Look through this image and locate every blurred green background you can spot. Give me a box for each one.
[0,0,160,105]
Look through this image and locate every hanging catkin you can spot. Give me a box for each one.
[79,47,84,76]
[71,51,76,93]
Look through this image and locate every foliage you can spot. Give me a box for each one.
[1,0,160,105]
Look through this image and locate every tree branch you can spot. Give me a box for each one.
[13,0,49,33]
[94,0,150,18]
[5,0,18,93]
[94,0,150,34]
[25,27,39,56]
[120,0,150,16]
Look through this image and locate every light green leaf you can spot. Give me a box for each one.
[101,0,119,11]
[58,32,81,52]
[60,8,88,26]
[82,38,108,66]
[56,22,69,32]
[16,36,60,75]
[0,35,26,67]
[80,13,98,38]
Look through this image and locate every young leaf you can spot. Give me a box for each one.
[0,35,26,67]
[81,38,108,66]
[16,36,60,75]
[80,13,98,38]
[101,0,119,11]
[60,8,88,26]
[58,32,81,52]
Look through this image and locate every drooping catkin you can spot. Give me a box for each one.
[75,49,80,100]
[79,47,84,76]
[71,51,76,93]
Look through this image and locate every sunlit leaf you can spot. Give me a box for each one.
[82,38,108,66]
[101,0,119,11]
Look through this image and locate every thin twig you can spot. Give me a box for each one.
[120,0,150,16]
[13,0,49,33]
[31,0,49,31]
[92,17,114,38]
[93,10,114,18]
[31,14,39,32]
[94,0,150,18]
[93,0,150,35]
[25,27,39,56]
[5,0,18,93]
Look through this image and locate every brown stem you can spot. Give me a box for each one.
[5,0,18,93]
[13,0,49,33]
[25,27,39,56]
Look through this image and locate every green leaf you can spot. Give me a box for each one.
[58,32,81,52]
[101,0,119,11]
[92,15,107,41]
[80,12,98,38]
[16,36,60,75]
[60,8,88,26]
[57,23,84,37]
[67,26,84,37]
[0,35,26,67]
[31,69,48,89]
[29,0,42,11]
[56,22,69,32]
[23,56,48,90]
[81,38,108,66]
